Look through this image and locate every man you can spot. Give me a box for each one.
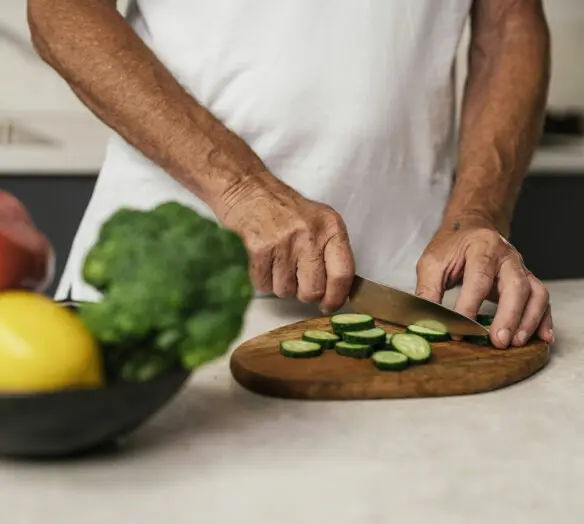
[28,0,554,349]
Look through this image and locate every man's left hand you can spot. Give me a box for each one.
[415,221,554,349]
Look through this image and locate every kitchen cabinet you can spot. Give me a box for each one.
[0,167,582,298]
[511,172,584,280]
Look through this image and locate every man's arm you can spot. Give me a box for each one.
[416,0,553,348]
[27,0,354,311]
[28,0,261,206]
[444,0,550,236]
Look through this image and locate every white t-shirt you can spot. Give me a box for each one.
[56,0,472,301]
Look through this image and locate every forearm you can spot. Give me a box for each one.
[27,0,270,212]
[444,1,551,237]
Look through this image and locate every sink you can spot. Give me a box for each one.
[0,120,55,147]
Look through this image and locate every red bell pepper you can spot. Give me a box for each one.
[0,191,53,291]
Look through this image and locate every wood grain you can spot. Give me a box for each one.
[230,317,550,400]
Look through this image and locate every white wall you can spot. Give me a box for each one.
[0,0,86,114]
[0,0,129,115]
[1,0,583,115]
[544,0,584,109]
[456,0,584,111]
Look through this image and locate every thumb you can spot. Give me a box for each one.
[415,257,445,304]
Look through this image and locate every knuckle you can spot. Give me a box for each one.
[475,252,498,271]
[531,279,550,303]
[470,270,493,291]
[328,267,354,286]
[416,253,441,274]
[300,249,324,265]
[473,228,498,249]
[515,277,531,297]
[416,284,439,297]
[274,285,296,299]
[248,242,272,260]
[323,209,345,232]
[297,289,324,304]
[293,218,313,236]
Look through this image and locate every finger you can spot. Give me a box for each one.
[320,232,355,314]
[511,274,550,346]
[453,251,498,319]
[248,245,273,293]
[415,255,445,303]
[536,304,554,344]
[490,259,531,349]
[272,249,297,299]
[296,248,326,304]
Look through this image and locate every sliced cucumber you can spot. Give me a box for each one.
[302,330,339,349]
[476,314,495,327]
[406,324,450,342]
[343,327,386,348]
[465,325,492,347]
[385,333,394,349]
[280,340,323,358]
[411,319,448,333]
[390,333,432,364]
[372,351,409,371]
[330,313,374,334]
[335,341,371,359]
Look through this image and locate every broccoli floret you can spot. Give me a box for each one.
[78,201,253,380]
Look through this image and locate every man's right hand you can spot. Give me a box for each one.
[217,178,355,313]
[28,0,355,308]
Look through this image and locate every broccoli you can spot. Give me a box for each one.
[78,201,253,382]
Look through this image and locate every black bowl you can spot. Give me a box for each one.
[0,300,191,458]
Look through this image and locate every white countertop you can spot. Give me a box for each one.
[1,112,584,176]
[2,279,584,524]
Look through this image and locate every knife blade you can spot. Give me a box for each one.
[348,275,488,336]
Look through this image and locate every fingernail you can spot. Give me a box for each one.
[548,329,555,343]
[497,328,511,347]
[320,307,332,316]
[515,330,528,346]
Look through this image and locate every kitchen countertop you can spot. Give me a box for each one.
[1,112,584,176]
[2,279,583,524]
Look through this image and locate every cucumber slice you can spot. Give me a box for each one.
[372,351,409,371]
[476,314,495,327]
[330,313,374,334]
[465,325,492,347]
[280,340,323,358]
[302,330,340,349]
[385,333,394,348]
[335,341,371,359]
[343,327,386,347]
[390,333,432,364]
[411,319,448,333]
[406,324,450,342]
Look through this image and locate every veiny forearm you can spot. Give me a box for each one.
[27,0,270,211]
[444,0,551,237]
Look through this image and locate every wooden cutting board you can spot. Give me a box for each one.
[229,317,550,400]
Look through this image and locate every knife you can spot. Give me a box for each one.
[348,275,488,336]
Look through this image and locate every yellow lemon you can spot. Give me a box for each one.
[0,291,104,393]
